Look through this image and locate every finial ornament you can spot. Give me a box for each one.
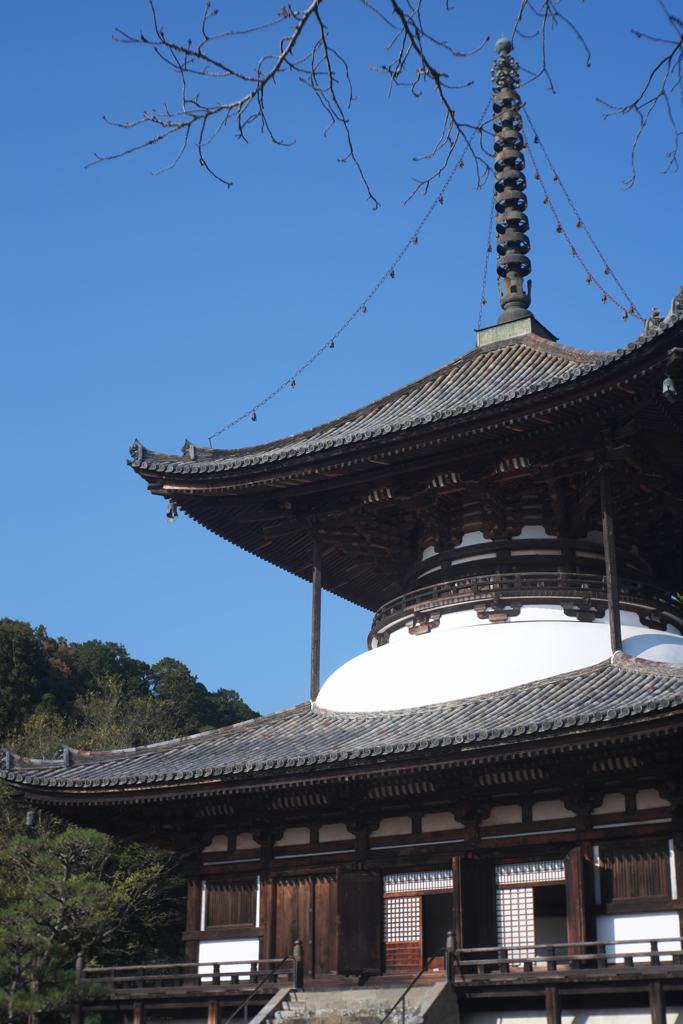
[492,37,532,324]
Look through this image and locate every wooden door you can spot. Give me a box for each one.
[274,874,338,977]
[337,869,382,974]
[453,856,496,951]
[275,876,312,972]
[314,874,338,976]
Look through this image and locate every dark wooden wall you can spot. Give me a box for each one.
[600,842,671,901]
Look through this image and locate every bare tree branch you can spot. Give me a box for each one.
[596,1,682,188]
[89,0,681,202]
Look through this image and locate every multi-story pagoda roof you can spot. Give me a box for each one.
[128,295,682,610]
[3,652,680,846]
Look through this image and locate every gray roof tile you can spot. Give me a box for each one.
[3,654,681,791]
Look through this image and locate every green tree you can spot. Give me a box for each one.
[0,814,185,1022]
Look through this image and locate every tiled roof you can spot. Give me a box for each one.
[3,654,681,792]
[129,293,681,472]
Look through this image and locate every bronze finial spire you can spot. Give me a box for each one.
[492,37,532,325]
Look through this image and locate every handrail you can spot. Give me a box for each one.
[83,957,288,977]
[223,956,291,1024]
[82,956,294,990]
[453,937,682,975]
[369,571,681,642]
[377,947,446,1024]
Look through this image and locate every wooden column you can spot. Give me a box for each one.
[185,876,202,963]
[599,467,622,652]
[207,999,220,1024]
[649,981,665,1024]
[133,1002,146,1024]
[545,986,561,1024]
[566,844,594,956]
[310,535,322,701]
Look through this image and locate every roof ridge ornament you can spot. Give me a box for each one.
[492,36,532,326]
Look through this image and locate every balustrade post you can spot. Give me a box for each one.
[212,963,221,987]
[293,939,304,991]
[499,949,509,974]
[650,941,660,966]
[445,931,455,983]
[596,942,606,969]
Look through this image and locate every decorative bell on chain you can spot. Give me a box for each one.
[662,377,677,403]
[166,500,178,524]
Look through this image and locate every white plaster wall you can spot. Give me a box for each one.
[370,816,412,837]
[202,834,229,853]
[198,938,260,977]
[593,793,626,815]
[532,800,575,821]
[484,805,523,825]
[235,832,259,850]
[274,827,310,847]
[596,913,681,960]
[635,789,671,810]
[317,607,683,713]
[422,811,462,832]
[319,822,353,842]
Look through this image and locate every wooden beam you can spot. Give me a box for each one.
[599,467,622,653]
[310,535,322,701]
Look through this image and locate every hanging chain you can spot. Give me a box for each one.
[524,109,641,319]
[521,117,643,322]
[477,188,496,329]
[207,104,492,445]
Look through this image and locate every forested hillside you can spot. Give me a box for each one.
[0,617,259,1022]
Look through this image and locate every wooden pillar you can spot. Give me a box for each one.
[185,876,202,963]
[545,986,561,1024]
[133,1001,146,1024]
[599,467,622,652]
[649,981,665,1024]
[70,1008,83,1024]
[566,844,594,957]
[310,535,322,701]
[207,999,220,1024]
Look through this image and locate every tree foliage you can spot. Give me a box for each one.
[0,617,259,1022]
[0,617,258,753]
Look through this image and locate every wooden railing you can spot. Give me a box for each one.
[82,953,303,991]
[452,937,683,975]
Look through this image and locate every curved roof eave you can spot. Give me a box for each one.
[128,300,681,476]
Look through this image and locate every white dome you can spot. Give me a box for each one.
[316,607,683,713]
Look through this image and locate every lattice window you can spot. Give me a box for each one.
[385,897,421,942]
[383,869,452,894]
[496,860,565,886]
[496,886,535,959]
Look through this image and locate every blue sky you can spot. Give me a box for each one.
[1,1,679,715]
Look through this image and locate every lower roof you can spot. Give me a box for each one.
[3,653,681,796]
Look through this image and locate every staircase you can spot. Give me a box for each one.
[253,982,459,1024]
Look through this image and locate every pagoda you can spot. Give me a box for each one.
[3,37,682,1024]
